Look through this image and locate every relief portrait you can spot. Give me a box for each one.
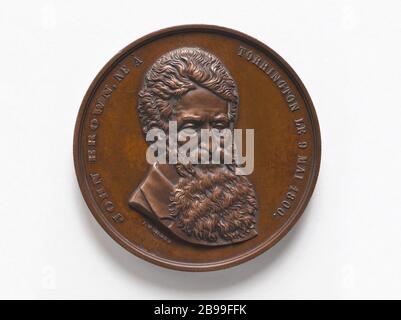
[128,47,259,246]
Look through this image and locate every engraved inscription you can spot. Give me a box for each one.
[273,185,299,217]
[272,154,308,217]
[86,57,142,164]
[294,155,308,180]
[237,45,300,113]
[237,45,312,219]
[113,65,130,82]
[131,55,143,67]
[89,173,125,223]
[294,118,307,135]
[87,119,99,163]
[142,220,172,244]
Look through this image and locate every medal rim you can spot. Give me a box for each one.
[73,24,321,272]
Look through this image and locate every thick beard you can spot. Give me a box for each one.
[169,163,258,243]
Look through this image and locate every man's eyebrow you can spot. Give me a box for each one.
[213,114,229,121]
[180,115,202,121]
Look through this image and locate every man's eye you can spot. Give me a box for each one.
[181,122,197,129]
[213,122,228,129]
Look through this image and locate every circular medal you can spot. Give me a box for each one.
[74,25,321,271]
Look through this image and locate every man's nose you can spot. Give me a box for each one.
[199,123,218,154]
[201,122,212,130]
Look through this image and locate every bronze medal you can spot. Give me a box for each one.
[74,25,321,271]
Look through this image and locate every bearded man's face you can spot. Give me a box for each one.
[167,86,258,243]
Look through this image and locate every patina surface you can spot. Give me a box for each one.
[74,25,321,271]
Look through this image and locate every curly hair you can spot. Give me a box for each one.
[137,47,239,134]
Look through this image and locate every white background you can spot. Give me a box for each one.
[1,0,401,299]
